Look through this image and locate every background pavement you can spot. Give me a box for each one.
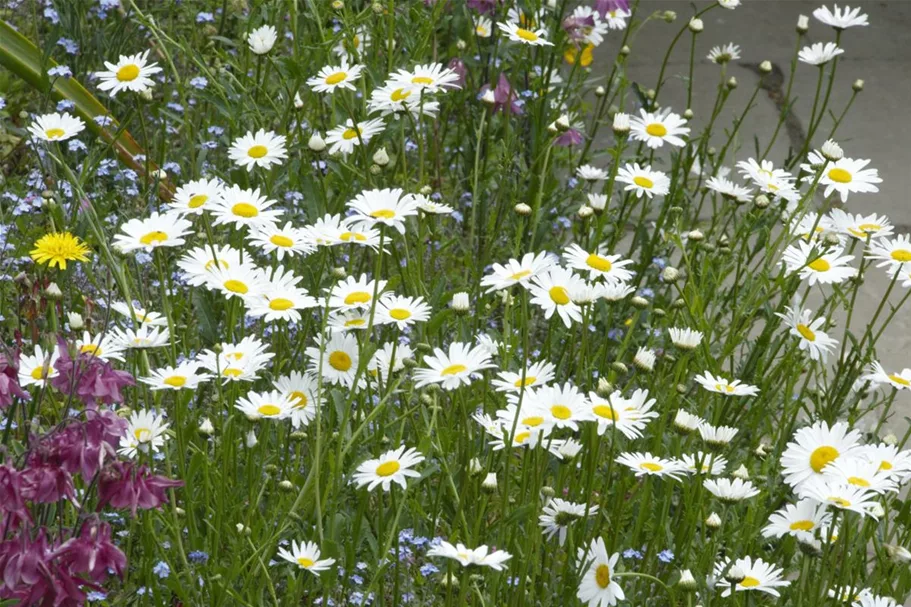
[597,1,911,432]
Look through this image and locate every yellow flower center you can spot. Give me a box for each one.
[510,270,532,281]
[513,375,537,387]
[441,364,467,376]
[205,259,229,271]
[257,404,281,416]
[297,557,315,568]
[808,258,831,272]
[633,176,654,189]
[551,405,572,420]
[789,520,815,532]
[188,194,208,208]
[376,461,401,476]
[342,128,360,140]
[45,128,66,139]
[389,308,411,320]
[164,375,186,387]
[879,460,893,471]
[116,64,140,81]
[890,249,911,263]
[290,391,308,408]
[592,404,618,420]
[247,145,268,158]
[140,231,168,246]
[810,445,839,473]
[223,279,248,294]
[223,368,243,377]
[329,351,352,371]
[30,366,48,380]
[231,203,259,218]
[340,231,367,242]
[549,286,571,305]
[370,209,396,219]
[521,416,544,427]
[80,344,100,356]
[585,254,613,272]
[641,462,663,472]
[848,223,881,238]
[269,234,294,248]
[412,76,434,84]
[796,323,816,342]
[740,577,761,588]
[595,564,611,588]
[516,28,539,42]
[827,168,852,183]
[645,123,667,137]
[345,319,366,327]
[847,476,870,487]
[269,298,294,311]
[344,291,371,305]
[325,71,347,85]
[391,88,411,102]
[133,427,152,442]
[515,431,531,444]
[888,374,910,387]
[828,496,851,507]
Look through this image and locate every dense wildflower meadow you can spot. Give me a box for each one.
[1,0,911,604]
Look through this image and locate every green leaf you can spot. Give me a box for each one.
[0,19,173,200]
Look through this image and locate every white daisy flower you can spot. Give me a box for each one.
[75,331,125,362]
[212,185,283,230]
[170,177,224,215]
[198,336,274,382]
[563,244,635,283]
[680,452,728,475]
[707,43,741,64]
[576,538,624,607]
[866,234,911,267]
[110,301,168,327]
[141,361,212,391]
[247,25,278,54]
[306,332,361,389]
[376,294,431,328]
[780,241,858,285]
[496,21,554,46]
[588,388,658,438]
[327,273,387,310]
[781,420,862,487]
[347,188,420,234]
[368,342,414,380]
[797,477,882,517]
[273,372,320,429]
[205,261,267,301]
[629,108,690,149]
[616,163,671,198]
[28,112,86,142]
[235,390,294,420]
[306,60,364,93]
[94,50,163,96]
[524,382,591,432]
[799,42,844,65]
[822,456,898,494]
[698,423,739,447]
[703,477,760,502]
[615,452,687,480]
[705,176,753,203]
[113,325,170,349]
[776,304,838,361]
[246,267,319,323]
[427,541,512,570]
[827,209,893,241]
[177,245,244,287]
[694,371,759,396]
[863,362,911,390]
[481,251,556,292]
[352,445,424,492]
[118,409,169,458]
[474,15,493,37]
[367,82,440,118]
[112,211,192,254]
[389,62,461,94]
[248,222,314,260]
[668,327,703,350]
[276,540,335,575]
[228,129,288,172]
[762,499,832,539]
[539,498,598,546]
[576,165,609,181]
[528,266,586,327]
[802,153,881,203]
[413,342,496,390]
[713,556,790,597]
[813,4,869,28]
[492,360,556,393]
[18,344,60,387]
[325,118,385,156]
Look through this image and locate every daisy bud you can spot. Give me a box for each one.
[676,384,687,394]
[451,292,470,313]
[884,544,911,564]
[290,431,307,441]
[678,570,698,591]
[440,573,459,588]
[547,121,560,134]
[754,194,770,209]
[595,85,607,97]
[687,229,704,242]
[370,164,382,175]
[662,266,680,283]
[883,433,898,446]
[44,282,63,300]
[823,232,841,247]
[683,108,694,120]
[332,266,347,278]
[612,112,630,134]
[514,202,532,216]
[705,512,722,529]
[797,535,822,557]
[416,342,433,354]
[663,10,677,22]
[245,429,258,448]
[754,442,769,457]
[140,88,153,101]
[724,565,745,584]
[555,114,571,132]
[630,296,649,309]
[852,79,864,92]
[578,205,594,219]
[674,410,701,433]
[759,60,773,74]
[541,486,556,498]
[587,193,607,212]
[869,502,886,518]
[420,185,433,195]
[646,88,656,100]
[372,2,384,13]
[797,14,809,33]
[726,77,737,90]
[482,472,498,492]
[821,139,843,161]
[653,308,666,318]
[294,91,304,109]
[247,25,277,55]
[66,311,84,330]
[331,0,344,8]
[688,17,704,33]
[456,39,467,51]
[610,361,628,374]
[672,298,686,309]
[732,464,750,480]
[480,89,497,106]
[236,523,251,535]
[198,418,215,436]
[278,479,294,492]
[469,457,484,475]
[308,132,326,152]
[597,377,613,397]
[619,45,631,56]
[633,347,656,371]
[175,507,185,516]
[373,147,390,166]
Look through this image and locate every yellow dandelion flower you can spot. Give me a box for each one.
[30,232,90,270]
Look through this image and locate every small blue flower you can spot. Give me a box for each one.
[57,38,79,55]
[153,561,170,578]
[419,563,439,576]
[56,100,76,112]
[190,76,208,90]
[47,65,73,79]
[188,550,209,564]
[658,549,675,563]
[196,11,215,23]
[622,548,643,560]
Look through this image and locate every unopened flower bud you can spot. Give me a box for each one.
[759,60,773,74]
[821,139,843,161]
[705,512,722,529]
[308,133,326,152]
[578,205,594,219]
[688,17,704,32]
[469,457,484,475]
[597,377,613,397]
[588,194,607,212]
[236,523,251,535]
[883,433,898,446]
[140,88,153,101]
[420,185,433,196]
[724,565,745,584]
[45,282,63,300]
[610,361,628,374]
[555,114,571,132]
[884,544,911,564]
[662,266,680,283]
[515,202,532,216]
[540,486,556,498]
[595,85,606,97]
[630,296,649,309]
[481,89,497,105]
[451,292,470,313]
[67,312,84,329]
[245,430,258,448]
[683,108,694,120]
[663,10,677,22]
[754,194,770,209]
[278,479,294,492]
[372,147,390,166]
[456,39,467,51]
[726,77,738,90]
[732,464,750,480]
[198,418,215,436]
[678,570,698,591]
[612,112,630,134]
[332,266,347,279]
[797,14,809,33]
[852,79,864,92]
[687,229,704,242]
[482,472,498,492]
[294,91,304,109]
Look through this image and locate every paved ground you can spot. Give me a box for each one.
[599,1,911,432]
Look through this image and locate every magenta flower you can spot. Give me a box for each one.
[595,0,629,18]
[50,410,126,480]
[51,339,134,408]
[52,519,126,582]
[480,73,523,115]
[447,58,467,88]
[0,464,30,529]
[97,461,183,516]
[20,452,76,505]
[467,0,499,14]
[0,351,28,409]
